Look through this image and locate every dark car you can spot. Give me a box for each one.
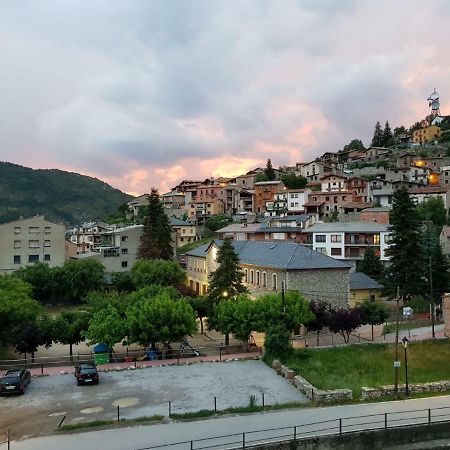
[0,369,31,395]
[74,363,99,385]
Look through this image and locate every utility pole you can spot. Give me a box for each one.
[394,286,400,398]
[429,247,435,339]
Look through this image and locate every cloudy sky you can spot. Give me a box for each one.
[1,0,449,194]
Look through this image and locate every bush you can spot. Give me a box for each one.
[407,295,430,313]
[264,325,292,358]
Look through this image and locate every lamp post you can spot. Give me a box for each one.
[402,336,409,397]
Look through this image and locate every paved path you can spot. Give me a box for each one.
[4,394,450,450]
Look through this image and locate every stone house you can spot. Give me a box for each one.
[170,218,197,248]
[349,272,384,307]
[254,181,285,214]
[185,240,350,307]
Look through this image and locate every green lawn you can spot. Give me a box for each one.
[44,304,84,317]
[283,340,450,398]
[383,320,432,335]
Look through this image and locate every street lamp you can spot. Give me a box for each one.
[222,291,228,299]
[401,336,409,397]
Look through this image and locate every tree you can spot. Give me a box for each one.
[254,291,313,332]
[327,307,362,343]
[342,139,365,152]
[138,188,173,260]
[130,259,186,289]
[110,272,134,293]
[255,173,269,183]
[417,197,447,232]
[265,158,276,181]
[208,239,248,303]
[280,174,308,189]
[357,247,384,283]
[59,259,106,303]
[205,215,233,232]
[84,303,128,350]
[371,121,383,147]
[386,187,425,300]
[264,324,292,359]
[359,300,389,341]
[0,275,42,345]
[214,295,256,350]
[11,317,52,361]
[189,296,210,334]
[52,311,91,357]
[14,262,56,303]
[306,301,330,346]
[383,121,394,147]
[127,293,197,348]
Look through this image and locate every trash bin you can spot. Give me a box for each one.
[147,349,158,361]
[94,343,110,365]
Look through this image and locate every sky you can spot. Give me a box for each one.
[1,0,450,195]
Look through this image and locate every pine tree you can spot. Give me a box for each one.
[138,188,173,260]
[382,121,393,147]
[386,187,424,300]
[358,247,384,283]
[371,121,383,147]
[265,158,276,181]
[208,238,248,302]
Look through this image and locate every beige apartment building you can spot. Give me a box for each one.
[0,215,65,273]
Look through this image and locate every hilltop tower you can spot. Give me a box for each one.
[427,88,440,117]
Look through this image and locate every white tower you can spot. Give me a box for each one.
[427,88,440,117]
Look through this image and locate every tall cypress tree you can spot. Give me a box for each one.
[265,158,276,181]
[382,121,393,147]
[208,238,248,302]
[371,121,383,147]
[138,188,173,260]
[386,187,424,300]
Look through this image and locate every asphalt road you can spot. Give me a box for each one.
[4,395,450,450]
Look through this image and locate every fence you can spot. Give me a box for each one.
[134,405,450,450]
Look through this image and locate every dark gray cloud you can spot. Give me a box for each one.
[0,0,449,192]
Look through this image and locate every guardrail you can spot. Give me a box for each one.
[135,405,450,450]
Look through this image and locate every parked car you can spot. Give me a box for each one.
[74,363,99,385]
[0,369,31,395]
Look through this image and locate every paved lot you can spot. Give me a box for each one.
[0,360,307,440]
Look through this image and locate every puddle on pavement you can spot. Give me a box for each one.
[48,412,67,417]
[112,397,139,408]
[80,406,104,414]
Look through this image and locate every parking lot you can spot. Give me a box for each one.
[0,359,307,440]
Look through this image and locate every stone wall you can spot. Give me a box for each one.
[272,360,352,403]
[361,380,450,400]
[287,269,349,308]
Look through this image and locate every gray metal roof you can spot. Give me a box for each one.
[170,218,192,227]
[305,222,389,233]
[350,272,384,290]
[186,240,350,271]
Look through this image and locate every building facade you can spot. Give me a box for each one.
[0,215,65,273]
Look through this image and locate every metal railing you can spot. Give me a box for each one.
[135,405,450,450]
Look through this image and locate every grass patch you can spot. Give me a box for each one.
[283,340,450,399]
[178,237,212,254]
[58,415,164,431]
[169,402,310,420]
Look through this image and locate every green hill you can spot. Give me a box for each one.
[0,162,133,225]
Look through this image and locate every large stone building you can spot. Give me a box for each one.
[0,215,65,273]
[185,240,350,306]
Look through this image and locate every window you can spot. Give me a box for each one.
[316,247,327,254]
[272,273,277,290]
[29,240,40,248]
[44,227,51,234]
[44,254,51,261]
[244,268,248,283]
[14,227,21,234]
[256,270,260,286]
[121,236,128,242]
[121,248,128,254]
[14,240,21,249]
[28,255,39,263]
[331,248,342,256]
[331,234,341,243]
[315,235,326,243]
[373,234,380,245]
[13,255,21,264]
[121,261,128,268]
[44,240,51,247]
[182,229,185,234]
[384,235,392,243]
[250,270,254,283]
[29,227,40,234]
[262,271,267,287]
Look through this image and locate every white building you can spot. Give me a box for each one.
[286,189,311,214]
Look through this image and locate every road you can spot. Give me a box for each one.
[4,394,450,450]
